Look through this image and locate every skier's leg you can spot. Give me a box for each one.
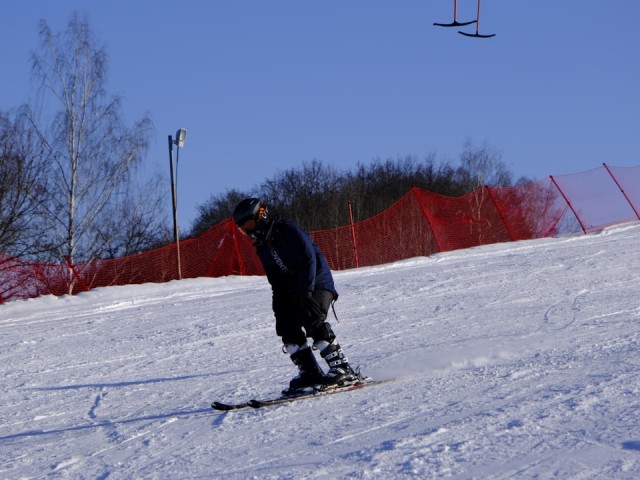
[273,292,325,392]
[303,290,357,386]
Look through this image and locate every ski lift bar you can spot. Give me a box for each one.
[433,0,476,27]
[458,0,495,38]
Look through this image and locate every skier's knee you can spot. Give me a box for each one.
[307,322,335,344]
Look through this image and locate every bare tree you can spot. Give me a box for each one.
[456,139,512,191]
[94,172,170,258]
[0,110,48,258]
[453,140,513,244]
[190,189,250,238]
[26,13,155,264]
[259,159,342,230]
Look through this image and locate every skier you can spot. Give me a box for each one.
[232,198,357,394]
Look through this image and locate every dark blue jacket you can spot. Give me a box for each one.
[253,216,337,298]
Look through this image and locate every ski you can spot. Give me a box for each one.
[211,377,390,411]
[211,400,252,411]
[248,380,376,409]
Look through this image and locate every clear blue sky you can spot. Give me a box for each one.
[2,1,639,230]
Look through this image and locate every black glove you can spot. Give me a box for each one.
[297,292,323,320]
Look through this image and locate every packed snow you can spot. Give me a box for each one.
[2,223,640,479]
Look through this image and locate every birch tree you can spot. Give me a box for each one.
[28,13,155,264]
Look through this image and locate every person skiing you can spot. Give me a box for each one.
[232,197,357,394]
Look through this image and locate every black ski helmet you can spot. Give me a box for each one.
[233,198,268,227]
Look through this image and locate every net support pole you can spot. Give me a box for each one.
[348,202,360,268]
[603,163,640,220]
[549,175,587,234]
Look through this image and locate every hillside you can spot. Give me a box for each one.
[2,223,639,479]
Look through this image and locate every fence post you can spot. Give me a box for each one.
[549,176,587,234]
[603,163,640,220]
[348,202,359,268]
[229,219,246,275]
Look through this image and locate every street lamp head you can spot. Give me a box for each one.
[174,128,187,148]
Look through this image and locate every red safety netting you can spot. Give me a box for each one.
[312,190,439,270]
[1,164,638,303]
[487,177,580,239]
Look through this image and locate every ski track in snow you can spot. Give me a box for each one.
[1,223,640,478]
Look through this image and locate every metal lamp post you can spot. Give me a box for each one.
[168,128,187,279]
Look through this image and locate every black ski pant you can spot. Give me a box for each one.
[272,289,336,347]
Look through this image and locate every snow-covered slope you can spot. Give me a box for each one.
[2,223,640,479]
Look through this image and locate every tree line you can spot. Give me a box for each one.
[189,142,524,237]
[1,13,525,265]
